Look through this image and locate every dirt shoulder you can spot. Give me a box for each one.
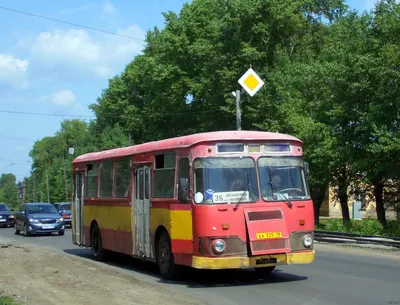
[0,240,207,305]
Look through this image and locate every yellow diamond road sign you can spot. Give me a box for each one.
[238,68,264,97]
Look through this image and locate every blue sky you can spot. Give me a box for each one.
[0,0,379,182]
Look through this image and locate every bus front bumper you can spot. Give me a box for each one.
[191,250,315,270]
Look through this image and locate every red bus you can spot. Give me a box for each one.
[71,130,315,279]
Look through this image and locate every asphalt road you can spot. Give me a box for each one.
[1,227,400,305]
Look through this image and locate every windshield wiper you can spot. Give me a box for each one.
[268,171,292,208]
[233,172,250,211]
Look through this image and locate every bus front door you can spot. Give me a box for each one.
[73,172,84,245]
[134,165,152,258]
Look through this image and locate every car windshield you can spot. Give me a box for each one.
[194,157,259,204]
[27,205,58,214]
[0,204,10,211]
[258,156,310,201]
[60,204,71,211]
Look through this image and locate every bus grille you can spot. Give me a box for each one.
[252,239,288,251]
[247,210,282,221]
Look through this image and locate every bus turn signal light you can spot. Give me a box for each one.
[299,219,305,226]
[222,223,229,230]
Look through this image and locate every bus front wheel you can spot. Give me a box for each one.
[157,231,179,280]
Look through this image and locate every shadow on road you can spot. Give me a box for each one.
[63,248,308,288]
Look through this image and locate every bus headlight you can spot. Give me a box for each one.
[302,234,313,248]
[211,239,226,254]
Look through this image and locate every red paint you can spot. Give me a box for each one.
[84,199,130,207]
[150,201,192,210]
[174,253,193,266]
[83,226,133,255]
[73,131,302,164]
[101,228,133,255]
[243,206,291,255]
[192,200,314,257]
[171,239,193,254]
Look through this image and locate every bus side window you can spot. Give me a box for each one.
[178,157,190,202]
[153,152,176,198]
[86,163,98,198]
[99,159,114,197]
[115,157,131,198]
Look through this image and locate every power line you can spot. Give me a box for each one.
[0,6,146,42]
[0,108,223,118]
[0,135,36,142]
[0,109,93,118]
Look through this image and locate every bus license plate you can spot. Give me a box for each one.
[256,232,282,239]
[42,224,54,229]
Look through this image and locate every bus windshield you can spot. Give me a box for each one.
[194,157,259,204]
[258,156,310,201]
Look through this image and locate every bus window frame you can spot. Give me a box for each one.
[98,158,115,198]
[152,151,177,199]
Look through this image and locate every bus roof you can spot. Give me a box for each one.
[72,130,302,164]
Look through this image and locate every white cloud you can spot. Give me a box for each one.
[38,90,78,107]
[29,26,145,80]
[14,146,25,151]
[103,2,117,14]
[0,54,29,88]
[52,90,77,106]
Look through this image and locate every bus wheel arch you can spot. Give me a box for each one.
[155,227,179,280]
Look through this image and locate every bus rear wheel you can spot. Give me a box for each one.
[157,231,179,280]
[91,224,107,261]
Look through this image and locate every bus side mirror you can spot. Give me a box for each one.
[304,162,310,181]
[178,178,190,202]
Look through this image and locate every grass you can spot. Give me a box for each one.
[316,218,400,237]
[0,296,22,305]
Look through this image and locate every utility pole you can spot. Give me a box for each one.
[63,159,68,202]
[27,178,30,203]
[235,89,241,130]
[46,172,50,203]
[33,170,37,202]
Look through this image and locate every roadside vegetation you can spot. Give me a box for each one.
[0,296,22,305]
[317,219,400,237]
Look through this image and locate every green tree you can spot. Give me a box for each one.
[0,173,18,209]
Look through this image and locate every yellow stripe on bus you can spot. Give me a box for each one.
[150,208,193,240]
[83,205,131,231]
[170,210,192,240]
[83,206,193,241]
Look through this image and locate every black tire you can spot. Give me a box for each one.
[58,231,65,236]
[156,231,179,280]
[14,224,20,235]
[255,266,276,278]
[24,223,30,237]
[90,224,107,261]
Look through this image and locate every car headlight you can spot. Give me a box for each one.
[8,215,14,218]
[29,218,39,223]
[302,234,313,248]
[211,239,226,255]
[57,218,64,223]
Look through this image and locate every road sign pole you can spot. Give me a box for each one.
[235,89,241,130]
[237,67,264,130]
